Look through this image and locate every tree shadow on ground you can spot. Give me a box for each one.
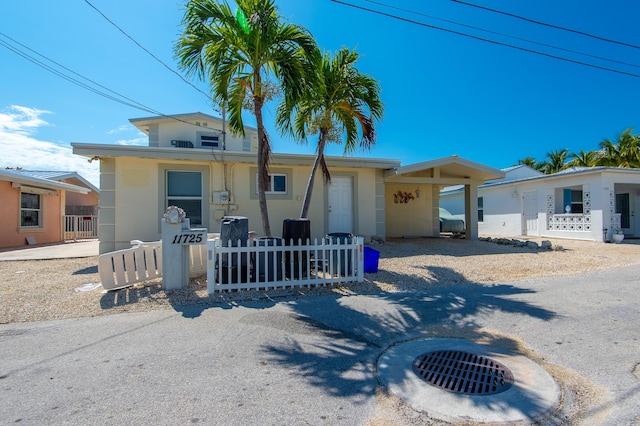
[98,275,277,319]
[259,265,559,419]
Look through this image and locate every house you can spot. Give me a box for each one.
[72,112,504,254]
[440,164,640,242]
[0,169,99,249]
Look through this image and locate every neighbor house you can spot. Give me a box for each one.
[440,164,640,242]
[0,169,98,249]
[72,112,504,254]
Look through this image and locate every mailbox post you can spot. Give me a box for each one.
[161,206,207,290]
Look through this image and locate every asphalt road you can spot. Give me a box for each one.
[1,263,639,425]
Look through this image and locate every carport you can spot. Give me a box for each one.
[383,155,504,240]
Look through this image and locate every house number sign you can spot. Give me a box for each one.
[171,231,207,245]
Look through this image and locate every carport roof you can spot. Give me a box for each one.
[384,155,505,185]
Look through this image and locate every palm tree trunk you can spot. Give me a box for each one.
[300,131,328,218]
[254,95,271,236]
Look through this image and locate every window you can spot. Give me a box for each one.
[563,188,583,214]
[477,196,484,222]
[167,171,202,225]
[256,173,287,194]
[200,134,220,149]
[21,192,41,227]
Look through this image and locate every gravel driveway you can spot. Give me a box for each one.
[2,236,639,324]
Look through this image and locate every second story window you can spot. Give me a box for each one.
[200,134,220,149]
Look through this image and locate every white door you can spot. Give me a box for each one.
[522,191,538,235]
[328,176,353,233]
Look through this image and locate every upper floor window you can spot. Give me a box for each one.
[21,192,41,227]
[200,134,220,149]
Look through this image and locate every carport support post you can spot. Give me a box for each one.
[464,184,479,240]
[161,218,190,291]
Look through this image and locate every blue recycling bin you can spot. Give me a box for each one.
[363,246,380,273]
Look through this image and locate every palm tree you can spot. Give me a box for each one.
[541,148,569,174]
[277,48,383,218]
[597,128,640,168]
[567,150,599,167]
[176,0,318,236]
[516,156,543,171]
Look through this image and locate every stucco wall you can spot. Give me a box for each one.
[0,180,64,248]
[384,183,435,238]
[100,157,381,252]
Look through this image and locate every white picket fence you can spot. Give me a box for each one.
[98,236,364,293]
[98,240,209,291]
[64,215,98,240]
[207,237,364,294]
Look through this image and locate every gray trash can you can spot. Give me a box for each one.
[326,232,353,276]
[217,216,249,283]
[253,237,283,282]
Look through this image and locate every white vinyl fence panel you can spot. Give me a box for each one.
[207,237,364,294]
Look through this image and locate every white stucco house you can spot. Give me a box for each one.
[440,164,640,242]
[72,112,504,254]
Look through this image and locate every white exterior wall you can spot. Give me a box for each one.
[152,119,257,151]
[441,169,640,242]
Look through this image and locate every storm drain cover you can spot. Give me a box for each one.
[412,350,514,395]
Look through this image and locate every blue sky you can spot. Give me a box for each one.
[1,0,639,187]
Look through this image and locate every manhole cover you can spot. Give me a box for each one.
[413,350,514,395]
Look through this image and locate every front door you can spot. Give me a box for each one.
[328,176,353,233]
[616,193,634,235]
[522,191,538,235]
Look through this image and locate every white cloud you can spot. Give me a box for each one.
[0,105,99,186]
[116,134,147,146]
[107,124,132,134]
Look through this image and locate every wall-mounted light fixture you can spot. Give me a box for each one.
[512,190,518,199]
[415,187,421,198]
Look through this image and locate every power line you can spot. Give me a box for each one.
[452,0,640,51]
[0,31,223,131]
[364,0,640,70]
[83,0,218,110]
[330,0,640,78]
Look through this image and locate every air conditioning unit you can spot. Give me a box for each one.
[171,140,194,148]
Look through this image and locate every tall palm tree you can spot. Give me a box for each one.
[597,128,640,168]
[567,150,599,167]
[542,148,570,174]
[176,0,317,236]
[277,48,383,218]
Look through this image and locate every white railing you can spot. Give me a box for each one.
[547,213,591,232]
[64,215,98,240]
[207,237,364,294]
[98,240,209,291]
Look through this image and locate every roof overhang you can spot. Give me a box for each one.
[71,143,402,170]
[129,112,258,134]
[384,155,505,185]
[0,170,90,194]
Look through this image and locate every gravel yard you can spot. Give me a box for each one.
[1,236,639,324]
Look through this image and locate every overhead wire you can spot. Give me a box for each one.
[330,0,640,78]
[364,0,640,70]
[451,0,640,51]
[0,32,222,131]
[83,0,218,109]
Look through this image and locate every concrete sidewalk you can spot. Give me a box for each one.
[0,240,98,261]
